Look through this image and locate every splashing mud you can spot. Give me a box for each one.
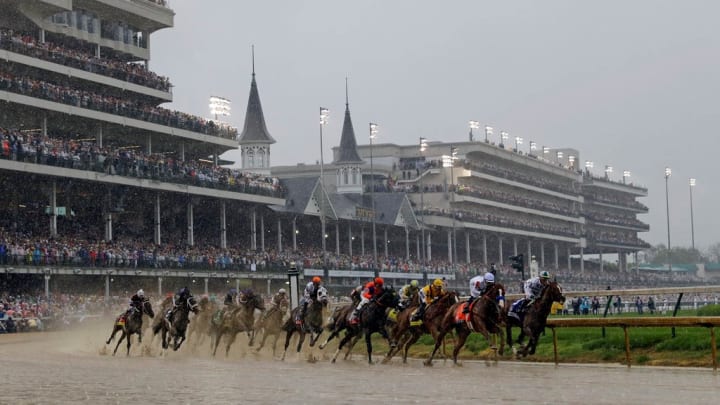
[0,318,717,404]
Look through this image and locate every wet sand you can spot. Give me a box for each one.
[0,320,718,404]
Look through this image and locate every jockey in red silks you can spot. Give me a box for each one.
[349,277,385,324]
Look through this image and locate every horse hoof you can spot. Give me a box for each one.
[423,360,433,367]
[319,344,326,350]
[454,362,463,367]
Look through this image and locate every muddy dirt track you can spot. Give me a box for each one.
[0,320,718,404]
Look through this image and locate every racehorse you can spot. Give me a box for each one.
[382,291,459,364]
[253,299,289,357]
[152,295,199,352]
[281,286,329,361]
[330,286,399,364]
[504,280,565,358]
[210,289,265,357]
[106,299,155,356]
[317,295,358,352]
[187,296,216,348]
[425,283,506,366]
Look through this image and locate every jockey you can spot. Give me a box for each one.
[224,288,238,308]
[398,280,420,309]
[463,272,495,313]
[296,276,322,325]
[127,289,145,316]
[349,277,385,324]
[521,271,551,311]
[411,278,445,321]
[263,288,288,320]
[168,286,192,318]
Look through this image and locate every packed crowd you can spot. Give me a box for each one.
[462,160,576,195]
[0,29,171,91]
[0,127,283,197]
[0,69,236,139]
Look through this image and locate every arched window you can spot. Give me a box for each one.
[246,149,255,168]
[343,167,349,185]
[258,149,266,168]
[352,167,358,184]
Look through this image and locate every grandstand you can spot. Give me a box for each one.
[0,1,657,302]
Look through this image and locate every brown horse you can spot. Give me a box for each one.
[318,291,361,353]
[382,291,459,364]
[504,280,565,358]
[210,290,265,357]
[281,286,329,361]
[425,283,506,366]
[187,296,217,349]
[106,299,154,356]
[253,301,289,357]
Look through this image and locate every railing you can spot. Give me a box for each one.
[545,317,720,371]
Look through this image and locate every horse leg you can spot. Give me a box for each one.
[211,329,223,357]
[126,332,132,356]
[113,332,126,356]
[281,330,294,361]
[319,327,340,350]
[255,330,269,353]
[225,332,238,357]
[451,328,470,366]
[106,325,120,345]
[344,332,362,360]
[296,331,306,354]
[402,332,421,364]
[332,331,355,363]
[425,325,452,367]
[364,329,375,364]
[271,333,279,358]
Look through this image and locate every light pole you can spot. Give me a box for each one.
[369,122,379,276]
[665,167,672,272]
[529,141,537,156]
[484,125,493,143]
[319,107,329,261]
[623,170,631,184]
[689,177,696,251]
[514,136,523,153]
[419,137,428,264]
[469,120,479,142]
[445,145,458,265]
[500,131,509,148]
[604,165,613,180]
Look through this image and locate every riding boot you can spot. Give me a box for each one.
[463,297,473,314]
[412,303,425,321]
[296,302,308,325]
[349,308,360,325]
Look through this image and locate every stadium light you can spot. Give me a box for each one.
[500,131,509,148]
[484,125,493,143]
[604,165,613,179]
[529,141,537,155]
[369,122,379,276]
[665,167,672,272]
[469,120,479,141]
[623,170,631,183]
[514,136,523,152]
[556,151,563,160]
[209,96,231,121]
[568,155,575,166]
[689,178,696,250]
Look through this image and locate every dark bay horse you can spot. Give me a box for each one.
[153,295,199,353]
[281,286,329,361]
[318,295,358,352]
[504,280,565,358]
[382,291,459,364]
[253,300,289,357]
[425,283,506,366]
[330,286,399,364]
[210,290,265,357]
[106,299,155,356]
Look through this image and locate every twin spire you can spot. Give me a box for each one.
[334,77,363,164]
[238,45,275,145]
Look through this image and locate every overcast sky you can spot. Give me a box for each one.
[151,0,720,251]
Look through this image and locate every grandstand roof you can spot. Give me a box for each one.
[238,72,276,145]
